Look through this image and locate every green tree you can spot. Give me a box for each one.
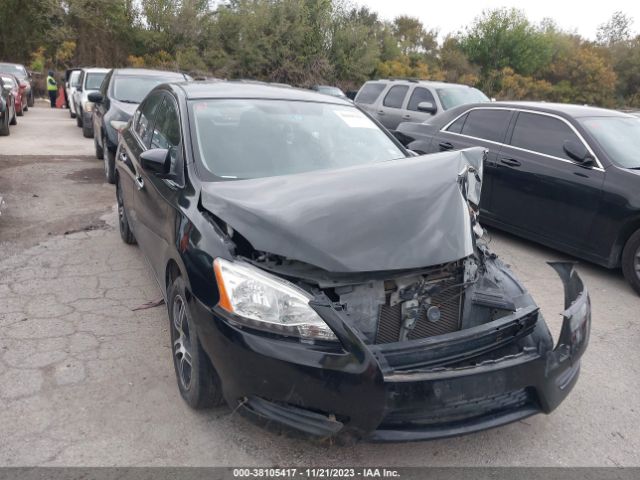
[460,8,553,93]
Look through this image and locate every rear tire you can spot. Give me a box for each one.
[9,110,16,125]
[76,109,82,127]
[70,109,76,119]
[116,178,136,245]
[17,106,23,117]
[622,229,640,295]
[27,92,34,108]
[167,276,224,409]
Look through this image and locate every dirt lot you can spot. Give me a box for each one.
[1,106,639,466]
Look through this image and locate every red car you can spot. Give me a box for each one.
[1,73,27,116]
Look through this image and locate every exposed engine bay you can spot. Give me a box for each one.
[242,244,532,351]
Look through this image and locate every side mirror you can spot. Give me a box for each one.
[140,148,170,175]
[417,101,437,114]
[563,140,594,166]
[87,92,102,103]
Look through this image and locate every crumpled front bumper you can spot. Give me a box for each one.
[195,262,590,442]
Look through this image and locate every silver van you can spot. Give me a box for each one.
[355,79,489,132]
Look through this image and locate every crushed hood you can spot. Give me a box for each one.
[200,147,485,273]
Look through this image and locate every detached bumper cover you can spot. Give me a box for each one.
[195,262,590,441]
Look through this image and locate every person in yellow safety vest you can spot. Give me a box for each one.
[46,71,57,108]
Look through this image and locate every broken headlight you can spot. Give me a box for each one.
[213,258,338,342]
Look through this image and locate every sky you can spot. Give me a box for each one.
[355,0,640,40]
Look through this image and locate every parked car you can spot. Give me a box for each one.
[64,68,82,118]
[395,101,640,294]
[0,62,34,107]
[0,77,16,135]
[72,67,109,137]
[114,82,590,442]
[354,79,489,132]
[310,84,347,99]
[1,73,27,116]
[89,68,190,183]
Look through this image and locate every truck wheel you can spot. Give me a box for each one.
[622,229,640,295]
[167,276,224,409]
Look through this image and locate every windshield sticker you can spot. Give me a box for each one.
[334,110,377,129]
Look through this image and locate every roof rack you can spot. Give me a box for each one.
[384,78,421,83]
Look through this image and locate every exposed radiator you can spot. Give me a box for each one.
[375,277,463,344]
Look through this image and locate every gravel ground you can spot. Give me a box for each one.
[0,106,639,466]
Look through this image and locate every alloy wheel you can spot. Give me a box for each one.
[172,295,193,390]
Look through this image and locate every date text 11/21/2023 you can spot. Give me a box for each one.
[232,468,401,478]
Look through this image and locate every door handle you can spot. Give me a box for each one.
[439,141,454,151]
[135,175,144,190]
[500,157,521,167]
[377,110,385,115]
[402,114,411,119]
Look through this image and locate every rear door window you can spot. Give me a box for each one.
[460,109,511,143]
[510,112,582,160]
[383,85,409,109]
[445,113,468,134]
[356,83,386,104]
[407,87,436,112]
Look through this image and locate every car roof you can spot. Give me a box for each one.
[174,80,352,104]
[112,68,187,78]
[81,68,110,73]
[365,79,478,89]
[459,101,630,118]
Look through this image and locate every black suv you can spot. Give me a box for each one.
[396,102,640,294]
[89,68,190,183]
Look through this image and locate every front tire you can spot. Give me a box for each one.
[27,91,34,108]
[76,109,82,127]
[116,178,136,245]
[104,139,116,184]
[622,229,640,295]
[167,276,224,409]
[95,133,104,160]
[0,114,9,136]
[82,121,93,138]
[9,109,16,125]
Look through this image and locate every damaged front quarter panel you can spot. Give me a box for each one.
[546,262,591,390]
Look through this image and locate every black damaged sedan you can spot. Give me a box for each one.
[115,82,591,442]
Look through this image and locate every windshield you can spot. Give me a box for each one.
[0,63,27,79]
[437,87,489,110]
[192,99,406,179]
[579,116,640,169]
[85,72,106,90]
[113,75,182,103]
